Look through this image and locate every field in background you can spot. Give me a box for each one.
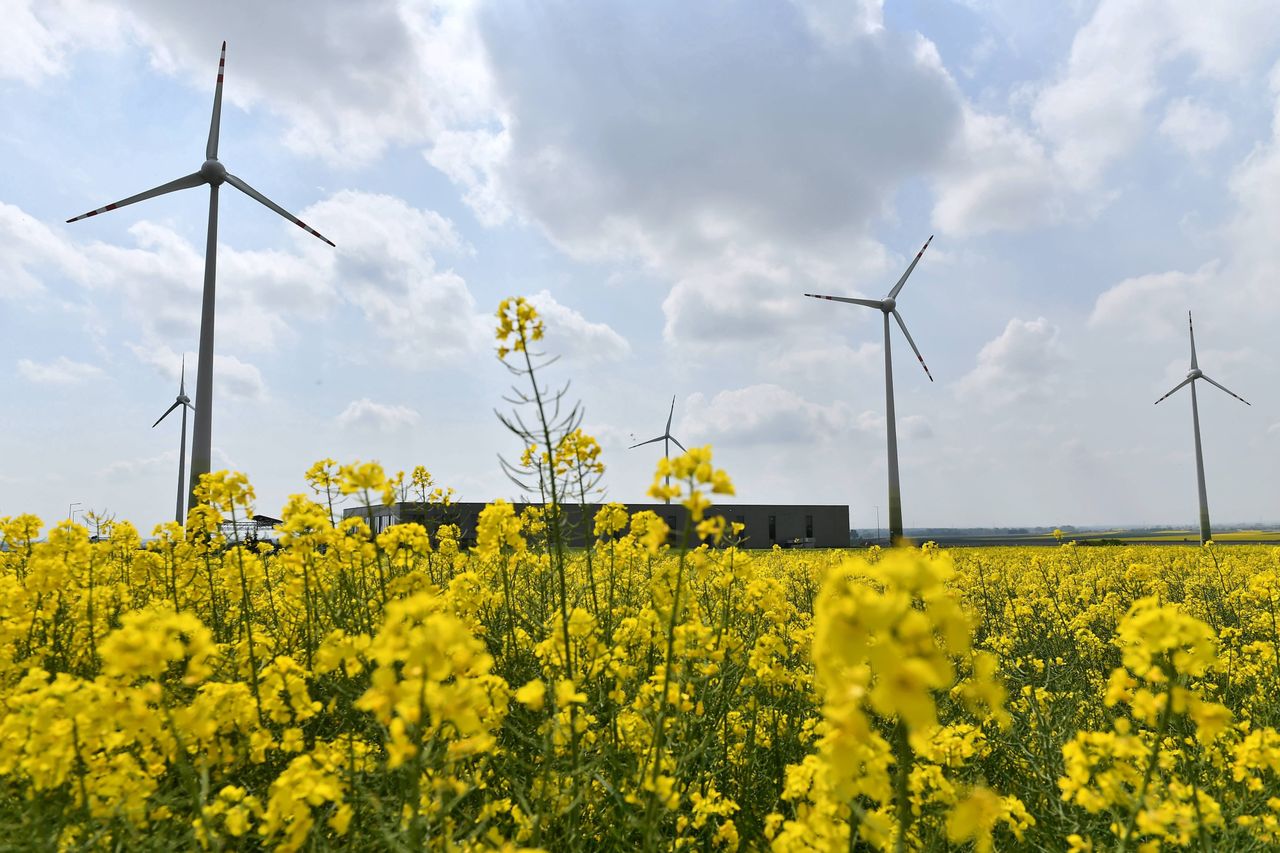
[917,528,1280,546]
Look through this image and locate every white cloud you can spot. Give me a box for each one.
[1223,67,1280,287]
[661,239,893,351]
[786,0,884,46]
[300,191,488,364]
[526,291,629,364]
[902,414,934,440]
[82,221,310,352]
[424,128,513,227]
[16,356,104,385]
[0,202,92,298]
[99,447,237,483]
[914,3,1280,244]
[662,256,806,348]
[0,0,128,84]
[100,450,176,480]
[1088,263,1218,337]
[1159,98,1231,155]
[932,3,1274,234]
[932,108,1074,235]
[954,317,1064,407]
[772,341,882,385]
[9,190,487,369]
[103,1,494,167]
[1031,0,1280,185]
[210,354,266,402]
[683,384,856,445]
[337,398,421,432]
[478,1,961,268]
[128,343,265,402]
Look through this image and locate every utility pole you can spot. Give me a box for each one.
[68,501,81,523]
[874,505,880,547]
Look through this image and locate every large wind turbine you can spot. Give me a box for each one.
[153,358,195,525]
[1154,311,1250,544]
[806,236,935,545]
[67,42,335,509]
[631,396,687,504]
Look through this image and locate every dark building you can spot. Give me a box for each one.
[342,501,850,550]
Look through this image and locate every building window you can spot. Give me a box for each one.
[768,515,776,542]
[806,515,814,539]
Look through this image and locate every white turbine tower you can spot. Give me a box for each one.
[67,41,335,510]
[630,396,687,505]
[806,236,935,546]
[1154,311,1250,545]
[153,357,195,525]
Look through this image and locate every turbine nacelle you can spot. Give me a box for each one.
[1188,368,1203,380]
[200,159,227,185]
[178,393,191,405]
[880,296,896,312]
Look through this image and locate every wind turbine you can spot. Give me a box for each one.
[67,41,335,510]
[630,396,687,504]
[805,236,935,546]
[1154,311,1250,544]
[153,357,195,525]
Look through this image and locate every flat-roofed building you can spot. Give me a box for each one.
[342,501,850,549]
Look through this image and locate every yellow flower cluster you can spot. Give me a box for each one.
[773,548,1024,851]
[495,296,545,361]
[5,459,1280,850]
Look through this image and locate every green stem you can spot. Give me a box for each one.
[893,718,913,853]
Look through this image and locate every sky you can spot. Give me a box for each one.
[3,0,1280,534]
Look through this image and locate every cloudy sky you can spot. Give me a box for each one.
[4,0,1280,533]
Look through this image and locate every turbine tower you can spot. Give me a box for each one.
[630,396,687,505]
[806,236,935,545]
[1154,311,1250,544]
[153,357,195,525]
[67,42,335,510]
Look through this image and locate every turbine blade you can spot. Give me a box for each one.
[224,174,335,246]
[666,395,675,434]
[888,235,934,299]
[804,293,883,309]
[892,309,933,382]
[67,172,205,223]
[669,435,687,453]
[1154,376,1192,405]
[207,41,226,160]
[629,436,664,449]
[1188,311,1198,370]
[179,355,186,395]
[1200,374,1251,406]
[152,400,182,428]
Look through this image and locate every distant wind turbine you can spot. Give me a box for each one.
[1154,311,1250,545]
[630,396,687,505]
[806,236,935,546]
[153,358,195,525]
[67,41,335,510]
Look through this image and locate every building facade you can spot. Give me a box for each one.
[342,501,850,550]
